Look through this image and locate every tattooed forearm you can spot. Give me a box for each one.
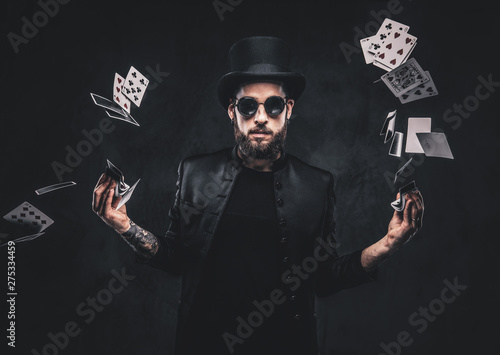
[120,220,159,259]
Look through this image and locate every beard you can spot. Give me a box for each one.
[234,119,288,160]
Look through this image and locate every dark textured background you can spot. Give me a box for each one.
[1,0,499,354]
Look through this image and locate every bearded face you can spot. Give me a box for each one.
[233,117,288,161]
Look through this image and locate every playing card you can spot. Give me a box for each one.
[381,58,430,97]
[360,35,376,64]
[35,181,76,195]
[399,71,438,104]
[393,158,413,184]
[105,159,127,197]
[113,73,131,113]
[391,180,417,212]
[3,202,54,233]
[105,110,140,127]
[416,132,454,159]
[373,32,417,71]
[122,66,149,107]
[91,93,125,116]
[373,60,393,72]
[406,117,431,153]
[368,19,410,54]
[116,179,140,210]
[380,109,397,143]
[389,131,403,157]
[0,232,45,247]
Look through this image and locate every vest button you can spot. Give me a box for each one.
[279,218,286,226]
[275,181,282,190]
[280,237,287,245]
[276,198,283,206]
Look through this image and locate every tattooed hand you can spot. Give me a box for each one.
[93,173,159,259]
[93,173,130,234]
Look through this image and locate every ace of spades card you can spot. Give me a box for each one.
[3,202,54,234]
[122,66,150,107]
[113,73,131,113]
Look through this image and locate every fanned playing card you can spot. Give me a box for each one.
[105,160,141,209]
[113,73,131,113]
[399,71,438,104]
[116,179,140,210]
[373,31,417,71]
[391,180,417,212]
[381,58,429,97]
[368,19,410,54]
[3,202,54,234]
[360,35,376,64]
[122,66,149,107]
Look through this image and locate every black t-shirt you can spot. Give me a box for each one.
[177,165,304,354]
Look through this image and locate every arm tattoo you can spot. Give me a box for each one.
[120,220,159,259]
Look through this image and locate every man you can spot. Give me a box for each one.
[93,37,424,354]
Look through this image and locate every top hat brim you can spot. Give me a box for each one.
[217,71,306,108]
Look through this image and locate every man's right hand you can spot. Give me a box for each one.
[92,173,131,234]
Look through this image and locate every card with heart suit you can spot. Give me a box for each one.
[399,71,438,104]
[3,202,54,234]
[381,58,429,97]
[113,73,131,113]
[406,117,432,153]
[368,19,410,54]
[122,66,149,107]
[373,32,417,71]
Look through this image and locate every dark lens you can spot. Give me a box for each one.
[237,97,258,117]
[264,96,285,116]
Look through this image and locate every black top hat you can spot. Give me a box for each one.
[216,36,306,108]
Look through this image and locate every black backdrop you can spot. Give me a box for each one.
[1,0,499,354]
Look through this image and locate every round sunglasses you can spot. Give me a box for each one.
[233,96,288,117]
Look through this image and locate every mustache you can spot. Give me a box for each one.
[249,128,272,134]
